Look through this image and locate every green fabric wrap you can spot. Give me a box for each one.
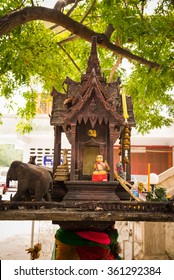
[106,228,118,245]
[55,227,121,259]
[106,228,121,260]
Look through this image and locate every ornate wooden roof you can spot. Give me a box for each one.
[50,36,135,128]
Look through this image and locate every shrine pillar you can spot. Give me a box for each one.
[70,123,76,181]
[109,123,115,181]
[53,126,62,174]
[142,222,169,260]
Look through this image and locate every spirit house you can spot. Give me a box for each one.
[50,36,135,201]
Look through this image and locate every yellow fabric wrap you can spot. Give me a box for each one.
[122,93,129,120]
[55,239,80,260]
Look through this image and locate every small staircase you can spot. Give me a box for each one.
[158,166,174,196]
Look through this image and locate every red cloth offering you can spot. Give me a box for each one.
[75,231,110,245]
[92,173,107,182]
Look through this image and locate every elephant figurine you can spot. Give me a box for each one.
[6,160,53,201]
[28,155,53,178]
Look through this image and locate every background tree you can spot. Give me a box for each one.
[0,144,23,167]
[0,0,173,133]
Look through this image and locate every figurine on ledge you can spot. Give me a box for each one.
[116,161,126,180]
[92,155,110,182]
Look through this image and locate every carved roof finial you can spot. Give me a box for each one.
[85,36,101,76]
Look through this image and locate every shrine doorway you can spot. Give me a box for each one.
[82,146,100,178]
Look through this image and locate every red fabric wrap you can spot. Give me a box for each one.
[75,231,110,245]
[92,173,107,182]
[76,246,114,260]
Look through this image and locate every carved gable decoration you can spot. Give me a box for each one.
[64,68,125,127]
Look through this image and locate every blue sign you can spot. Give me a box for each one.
[43,155,53,166]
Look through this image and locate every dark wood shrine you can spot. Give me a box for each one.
[50,36,135,202]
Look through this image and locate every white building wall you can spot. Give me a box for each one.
[0,114,54,164]
[0,114,71,166]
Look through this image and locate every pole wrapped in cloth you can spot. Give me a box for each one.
[52,227,121,260]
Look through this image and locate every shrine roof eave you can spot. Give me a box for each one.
[64,112,125,127]
[64,102,125,126]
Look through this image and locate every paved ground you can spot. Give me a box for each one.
[0,191,58,260]
[0,219,58,260]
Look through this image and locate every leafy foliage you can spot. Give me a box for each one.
[0,0,173,133]
[146,186,168,202]
[0,144,23,166]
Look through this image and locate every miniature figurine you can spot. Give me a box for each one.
[92,155,110,182]
[116,161,126,180]
[28,156,36,165]
[63,149,68,165]
[54,149,70,181]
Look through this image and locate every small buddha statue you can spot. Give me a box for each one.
[54,149,70,181]
[92,155,110,182]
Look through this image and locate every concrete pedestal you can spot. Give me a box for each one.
[142,222,169,260]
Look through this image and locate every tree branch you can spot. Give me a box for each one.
[0,6,160,69]
[58,34,78,44]
[104,24,115,40]
[55,0,96,48]
[109,38,123,82]
[57,43,82,72]
[52,0,96,41]
[51,0,80,30]
[79,0,96,23]
[54,0,80,11]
